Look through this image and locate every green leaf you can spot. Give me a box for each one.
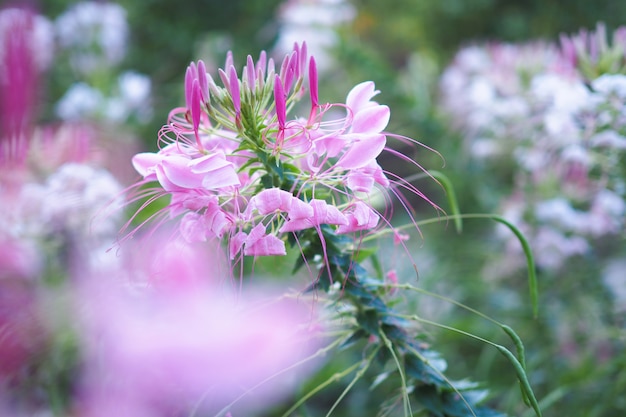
[405,353,447,387]
[489,215,539,318]
[340,329,369,350]
[356,309,380,335]
[353,247,378,264]
[413,385,445,417]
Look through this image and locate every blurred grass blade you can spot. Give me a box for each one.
[489,215,538,318]
[429,170,462,233]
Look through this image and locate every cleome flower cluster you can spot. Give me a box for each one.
[128,42,392,261]
[439,23,626,272]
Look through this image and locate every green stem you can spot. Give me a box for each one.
[379,330,413,417]
[324,345,380,417]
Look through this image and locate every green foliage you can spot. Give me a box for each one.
[288,222,541,417]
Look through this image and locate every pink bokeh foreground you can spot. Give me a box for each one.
[73,235,322,417]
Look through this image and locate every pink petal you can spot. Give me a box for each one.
[346,161,389,193]
[351,105,390,134]
[229,231,247,259]
[314,135,345,159]
[310,199,348,226]
[132,152,163,179]
[205,204,231,238]
[337,134,386,170]
[288,197,314,219]
[180,212,209,242]
[160,155,202,189]
[336,201,379,234]
[248,188,293,215]
[280,200,349,232]
[346,81,379,114]
[279,218,311,233]
[189,153,240,189]
[370,161,390,187]
[346,170,375,193]
[244,234,286,256]
[244,223,268,247]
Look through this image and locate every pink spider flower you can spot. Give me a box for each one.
[122,41,440,266]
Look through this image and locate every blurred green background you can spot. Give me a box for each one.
[35,1,626,416]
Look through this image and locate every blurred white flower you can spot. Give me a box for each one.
[275,0,355,71]
[587,189,626,236]
[55,1,128,74]
[56,73,152,124]
[591,73,626,98]
[56,82,103,121]
[590,130,626,148]
[118,71,151,108]
[602,257,626,312]
[115,71,152,122]
[40,163,123,239]
[440,39,626,274]
[535,198,586,233]
[533,227,589,270]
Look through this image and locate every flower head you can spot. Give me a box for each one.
[124,42,438,274]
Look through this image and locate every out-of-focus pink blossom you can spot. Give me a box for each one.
[0,239,46,379]
[0,6,38,164]
[77,235,321,416]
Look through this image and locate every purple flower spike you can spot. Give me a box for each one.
[228,65,241,117]
[197,60,209,104]
[191,79,203,150]
[224,50,234,71]
[246,55,256,89]
[309,57,319,119]
[256,50,267,76]
[0,7,37,163]
[274,75,286,129]
[184,65,194,110]
[299,41,308,78]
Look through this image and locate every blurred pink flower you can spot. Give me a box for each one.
[0,6,39,164]
[0,239,46,380]
[76,235,321,416]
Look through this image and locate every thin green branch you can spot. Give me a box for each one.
[280,361,363,417]
[368,213,539,318]
[379,330,413,417]
[324,345,381,417]
[396,313,542,417]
